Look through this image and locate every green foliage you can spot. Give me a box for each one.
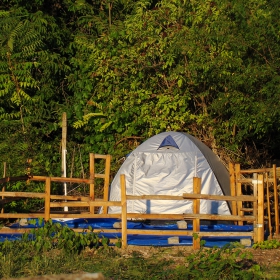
[0,238,267,279]
[0,0,280,209]
[68,0,280,165]
[253,239,280,250]
[22,219,110,254]
[174,244,262,280]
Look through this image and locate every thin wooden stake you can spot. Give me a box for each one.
[257,174,264,242]
[89,153,95,214]
[61,112,68,211]
[193,177,201,250]
[120,174,127,249]
[273,164,279,235]
[266,173,272,239]
[235,164,243,225]
[253,173,258,243]
[45,177,51,221]
[1,162,6,214]
[103,155,111,214]
[229,163,237,217]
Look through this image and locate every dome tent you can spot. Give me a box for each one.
[108,131,231,215]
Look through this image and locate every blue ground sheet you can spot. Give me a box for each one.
[0,218,254,247]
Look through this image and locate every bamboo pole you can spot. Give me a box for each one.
[89,153,95,214]
[1,162,6,214]
[120,174,127,249]
[193,177,201,250]
[235,164,244,225]
[229,163,237,217]
[31,176,94,184]
[102,155,111,214]
[61,112,68,211]
[257,174,264,242]
[273,164,279,235]
[266,173,272,239]
[253,173,258,243]
[44,177,51,221]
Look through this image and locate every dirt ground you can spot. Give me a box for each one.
[119,245,280,267]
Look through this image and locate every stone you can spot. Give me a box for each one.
[176,220,187,229]
[168,236,179,244]
[240,238,252,247]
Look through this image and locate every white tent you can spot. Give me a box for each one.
[108,132,231,215]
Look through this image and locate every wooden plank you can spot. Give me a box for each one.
[193,177,201,250]
[266,173,272,239]
[49,195,92,201]
[0,227,254,238]
[45,177,51,221]
[50,201,122,207]
[257,174,264,242]
[102,155,111,214]
[229,163,237,216]
[240,208,253,212]
[121,175,128,246]
[126,213,256,222]
[238,178,274,183]
[235,164,244,225]
[89,153,95,214]
[182,194,256,202]
[1,192,46,198]
[121,174,127,249]
[1,162,6,214]
[93,154,108,159]
[240,168,273,174]
[253,173,258,243]
[126,193,256,202]
[0,213,122,219]
[30,176,94,184]
[273,164,279,235]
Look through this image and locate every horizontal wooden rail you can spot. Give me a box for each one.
[0,213,122,219]
[50,201,121,207]
[183,193,256,202]
[125,213,255,222]
[127,193,256,202]
[31,176,94,184]
[1,192,46,198]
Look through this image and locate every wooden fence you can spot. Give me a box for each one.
[229,163,280,238]
[0,162,266,250]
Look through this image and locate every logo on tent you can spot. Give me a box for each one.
[158,135,179,150]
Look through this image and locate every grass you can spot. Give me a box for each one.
[0,241,275,279]
[0,220,280,279]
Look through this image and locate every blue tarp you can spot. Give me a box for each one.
[1,218,254,247]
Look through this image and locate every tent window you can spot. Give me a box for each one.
[158,135,179,150]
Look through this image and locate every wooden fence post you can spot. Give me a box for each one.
[266,173,272,239]
[253,173,258,243]
[229,163,237,217]
[89,153,95,214]
[103,155,111,214]
[193,177,201,250]
[120,174,127,249]
[257,174,264,242]
[1,162,6,214]
[235,164,244,225]
[45,177,51,221]
[273,164,279,235]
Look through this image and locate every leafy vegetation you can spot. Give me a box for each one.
[0,220,272,279]
[0,0,279,184]
[253,239,280,250]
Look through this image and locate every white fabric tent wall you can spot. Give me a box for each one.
[108,132,231,215]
